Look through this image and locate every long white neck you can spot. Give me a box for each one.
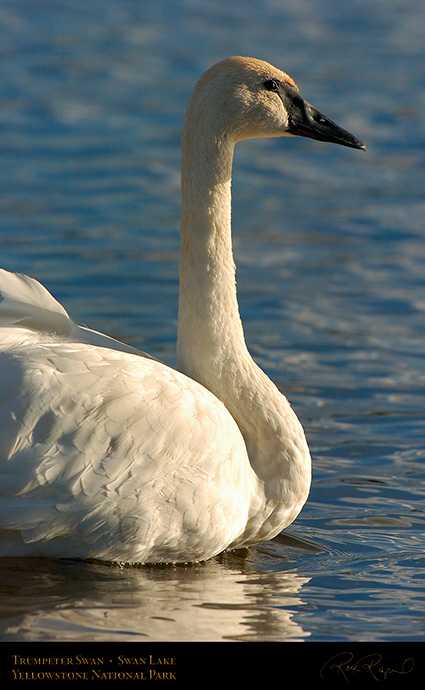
[176,108,311,537]
[177,128,246,384]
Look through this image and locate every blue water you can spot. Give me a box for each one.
[0,0,425,653]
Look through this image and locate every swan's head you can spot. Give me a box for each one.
[186,56,365,150]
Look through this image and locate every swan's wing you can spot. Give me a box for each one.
[0,268,154,358]
[0,343,251,563]
[0,272,252,563]
[0,269,71,335]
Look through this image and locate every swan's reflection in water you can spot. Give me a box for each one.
[0,546,311,642]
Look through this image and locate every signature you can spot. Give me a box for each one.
[320,651,414,683]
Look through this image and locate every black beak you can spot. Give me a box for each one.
[282,85,366,151]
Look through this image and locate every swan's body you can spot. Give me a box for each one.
[0,57,364,563]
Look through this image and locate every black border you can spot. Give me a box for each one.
[2,641,423,685]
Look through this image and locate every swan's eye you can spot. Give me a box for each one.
[264,79,279,92]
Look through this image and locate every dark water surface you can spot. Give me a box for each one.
[0,0,425,662]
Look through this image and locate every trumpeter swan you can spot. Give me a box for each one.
[0,57,365,563]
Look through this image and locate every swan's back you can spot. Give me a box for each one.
[0,271,252,562]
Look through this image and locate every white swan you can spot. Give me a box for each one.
[0,57,365,563]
